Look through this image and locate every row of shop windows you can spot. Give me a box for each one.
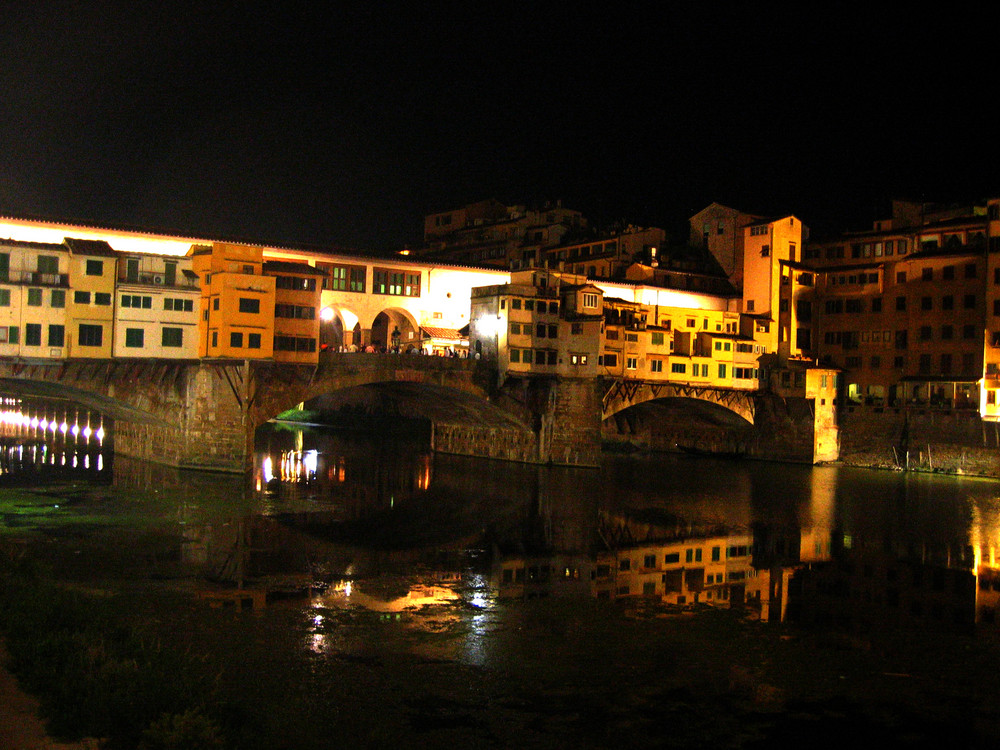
[510,322,558,337]
[275,304,316,320]
[600,353,755,381]
[824,294,977,315]
[121,295,195,311]
[0,289,198,313]
[5,256,108,277]
[509,348,557,365]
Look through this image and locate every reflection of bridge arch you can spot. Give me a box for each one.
[602,379,756,424]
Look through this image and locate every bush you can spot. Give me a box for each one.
[139,708,224,750]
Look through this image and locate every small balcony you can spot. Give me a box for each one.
[1,270,70,287]
[118,270,199,289]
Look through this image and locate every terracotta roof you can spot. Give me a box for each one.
[63,237,117,256]
[420,326,464,340]
[263,260,326,276]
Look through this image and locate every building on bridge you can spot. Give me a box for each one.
[470,269,604,379]
[471,266,772,393]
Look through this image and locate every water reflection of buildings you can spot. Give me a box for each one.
[489,496,1000,638]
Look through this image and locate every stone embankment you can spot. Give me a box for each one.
[835,404,1000,478]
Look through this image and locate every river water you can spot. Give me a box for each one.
[4,413,1000,746]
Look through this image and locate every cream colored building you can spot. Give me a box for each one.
[470,269,603,378]
[114,253,200,358]
[0,239,70,359]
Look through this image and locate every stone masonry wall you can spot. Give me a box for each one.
[747,394,818,463]
[113,365,247,472]
[434,376,602,467]
[432,424,538,463]
[837,405,1000,477]
[542,378,602,467]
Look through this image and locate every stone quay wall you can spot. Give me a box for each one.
[837,405,1000,478]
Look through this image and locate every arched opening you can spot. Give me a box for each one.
[602,398,753,456]
[371,309,419,352]
[319,306,361,351]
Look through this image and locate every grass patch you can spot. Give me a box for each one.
[0,561,227,748]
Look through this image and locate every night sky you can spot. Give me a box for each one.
[1,3,997,252]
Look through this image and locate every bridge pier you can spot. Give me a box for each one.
[466,375,602,467]
[113,364,249,472]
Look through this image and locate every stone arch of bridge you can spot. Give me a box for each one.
[601,381,755,426]
[246,357,522,433]
[0,374,171,426]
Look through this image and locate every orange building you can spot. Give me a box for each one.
[190,242,276,360]
[264,260,324,363]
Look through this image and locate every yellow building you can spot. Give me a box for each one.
[982,197,1000,419]
[65,238,117,359]
[599,295,760,390]
[742,216,806,354]
[190,243,275,359]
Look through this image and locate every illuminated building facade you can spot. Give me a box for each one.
[0,239,69,359]
[64,238,118,359]
[114,252,200,358]
[265,260,324,363]
[190,242,277,360]
[805,200,990,408]
[469,269,603,379]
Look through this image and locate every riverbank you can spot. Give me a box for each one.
[0,641,98,750]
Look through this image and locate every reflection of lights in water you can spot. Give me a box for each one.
[343,581,352,597]
[72,454,78,468]
[84,454,90,469]
[97,454,103,472]
[303,450,317,477]
[417,455,432,490]
[463,574,494,667]
[469,592,488,609]
[262,456,274,482]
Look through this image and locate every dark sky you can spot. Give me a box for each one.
[1,3,996,251]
